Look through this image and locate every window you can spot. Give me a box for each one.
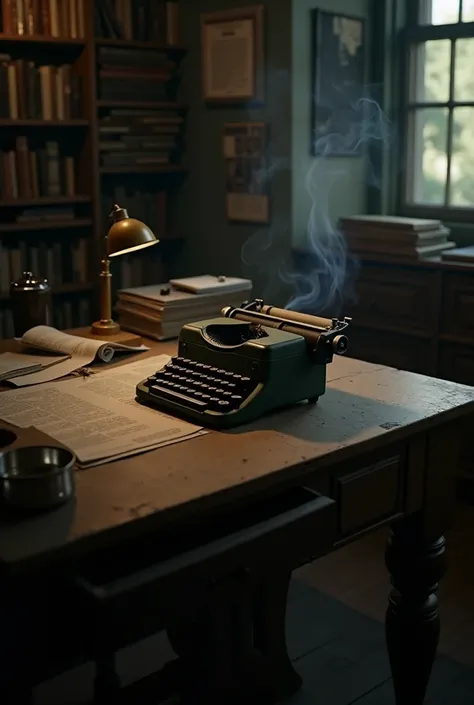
[403,0,474,219]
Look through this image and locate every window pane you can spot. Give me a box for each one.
[410,41,451,104]
[450,107,474,206]
[462,0,474,21]
[420,0,460,24]
[410,108,448,205]
[454,39,474,100]
[423,40,451,102]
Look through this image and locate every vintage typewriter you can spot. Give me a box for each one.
[136,299,351,429]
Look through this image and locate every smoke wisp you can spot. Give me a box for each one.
[241,88,392,314]
[285,95,392,314]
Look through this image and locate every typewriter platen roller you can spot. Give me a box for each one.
[135,299,351,429]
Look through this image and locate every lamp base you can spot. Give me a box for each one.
[91,319,120,336]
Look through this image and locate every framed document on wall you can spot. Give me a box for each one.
[223,122,269,223]
[201,5,264,104]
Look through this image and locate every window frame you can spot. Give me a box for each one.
[399,0,474,221]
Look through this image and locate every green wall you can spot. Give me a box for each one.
[174,0,373,303]
[291,0,370,248]
[174,0,293,303]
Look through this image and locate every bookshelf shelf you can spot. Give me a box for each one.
[0,196,91,208]
[0,120,89,128]
[0,34,86,47]
[0,219,93,233]
[97,101,188,110]
[99,166,188,175]
[95,38,187,55]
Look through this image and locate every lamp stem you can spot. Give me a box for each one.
[99,258,112,322]
[91,257,120,336]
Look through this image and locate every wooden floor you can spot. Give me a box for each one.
[296,500,474,668]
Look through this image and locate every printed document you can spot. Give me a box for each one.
[0,354,205,467]
[10,325,149,386]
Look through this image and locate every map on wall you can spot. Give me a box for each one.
[310,10,366,157]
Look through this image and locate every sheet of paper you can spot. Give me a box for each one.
[0,354,206,467]
[0,353,40,379]
[10,355,97,386]
[0,351,69,381]
[11,326,149,386]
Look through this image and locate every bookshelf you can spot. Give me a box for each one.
[0,0,187,338]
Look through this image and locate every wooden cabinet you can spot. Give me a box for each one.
[347,258,474,381]
[349,326,435,374]
[344,256,474,491]
[355,266,438,335]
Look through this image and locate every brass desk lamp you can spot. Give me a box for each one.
[91,204,159,336]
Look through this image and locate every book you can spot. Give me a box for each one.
[170,275,253,295]
[441,246,474,263]
[339,215,443,234]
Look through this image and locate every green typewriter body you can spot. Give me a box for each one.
[135,300,350,429]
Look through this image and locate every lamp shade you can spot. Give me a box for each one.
[106,204,159,258]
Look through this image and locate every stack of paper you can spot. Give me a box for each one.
[0,355,206,468]
[0,351,69,382]
[116,275,253,340]
[8,326,149,386]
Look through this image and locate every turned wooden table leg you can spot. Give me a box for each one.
[385,516,447,705]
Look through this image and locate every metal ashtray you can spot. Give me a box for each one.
[0,445,76,512]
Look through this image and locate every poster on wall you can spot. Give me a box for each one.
[310,10,366,156]
[223,122,270,223]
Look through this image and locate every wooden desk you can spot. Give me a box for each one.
[1,335,474,704]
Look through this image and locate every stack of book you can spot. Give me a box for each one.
[99,108,183,167]
[116,277,253,340]
[339,215,456,260]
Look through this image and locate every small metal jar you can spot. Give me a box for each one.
[10,271,53,337]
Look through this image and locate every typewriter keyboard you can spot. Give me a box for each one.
[140,356,258,414]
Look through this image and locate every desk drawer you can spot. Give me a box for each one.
[74,488,336,637]
[333,455,403,537]
[354,266,437,333]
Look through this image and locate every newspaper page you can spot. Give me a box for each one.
[0,354,206,467]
